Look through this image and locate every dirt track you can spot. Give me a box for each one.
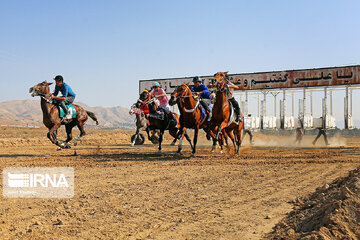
[0,127,360,239]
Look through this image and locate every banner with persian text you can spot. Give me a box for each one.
[139,65,360,94]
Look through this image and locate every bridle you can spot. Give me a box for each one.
[172,84,200,113]
[31,87,53,104]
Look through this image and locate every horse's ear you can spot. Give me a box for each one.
[48,82,53,86]
[224,72,228,75]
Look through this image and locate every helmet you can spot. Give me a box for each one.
[153,82,160,87]
[54,75,63,81]
[192,76,202,83]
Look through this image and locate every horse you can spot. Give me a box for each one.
[169,83,212,156]
[128,103,162,146]
[137,91,192,153]
[29,81,98,149]
[210,73,244,154]
[129,104,149,146]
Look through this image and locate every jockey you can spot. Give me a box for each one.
[224,74,241,122]
[138,91,150,115]
[191,76,212,118]
[151,82,177,127]
[51,75,76,120]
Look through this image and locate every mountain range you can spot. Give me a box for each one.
[0,100,134,128]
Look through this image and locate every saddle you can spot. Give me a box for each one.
[149,109,165,120]
[57,104,77,118]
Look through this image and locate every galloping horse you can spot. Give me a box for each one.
[29,81,98,149]
[169,83,212,156]
[129,104,149,146]
[210,73,244,154]
[129,103,163,146]
[137,91,192,153]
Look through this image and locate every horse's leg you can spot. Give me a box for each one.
[169,129,177,146]
[218,133,224,153]
[158,129,164,153]
[184,132,193,150]
[62,122,75,148]
[234,123,243,154]
[212,122,226,152]
[211,126,219,152]
[225,129,236,153]
[74,121,86,146]
[222,130,229,146]
[176,127,184,156]
[190,126,199,157]
[48,123,61,146]
[132,128,140,146]
[145,127,151,141]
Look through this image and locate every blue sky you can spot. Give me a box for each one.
[1,0,359,124]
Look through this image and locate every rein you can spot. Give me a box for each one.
[33,91,52,103]
[175,85,200,113]
[184,100,200,113]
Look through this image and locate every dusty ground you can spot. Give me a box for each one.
[0,126,360,239]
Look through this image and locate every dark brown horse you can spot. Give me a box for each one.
[169,83,212,156]
[137,91,192,153]
[29,81,98,149]
[210,73,244,154]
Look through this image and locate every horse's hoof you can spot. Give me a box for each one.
[175,152,181,157]
[190,153,195,157]
[65,143,71,149]
[157,150,162,154]
[57,147,62,151]
[170,142,176,146]
[131,143,135,147]
[74,141,78,146]
[220,150,223,154]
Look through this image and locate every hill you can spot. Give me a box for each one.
[0,100,134,128]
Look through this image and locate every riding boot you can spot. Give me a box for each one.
[59,101,68,115]
[229,97,241,122]
[200,100,212,120]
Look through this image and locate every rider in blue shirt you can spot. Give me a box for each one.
[191,76,211,117]
[51,75,76,120]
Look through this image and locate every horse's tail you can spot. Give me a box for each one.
[86,110,99,125]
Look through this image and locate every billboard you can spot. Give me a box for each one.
[139,65,360,94]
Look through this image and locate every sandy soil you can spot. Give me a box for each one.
[0,127,360,239]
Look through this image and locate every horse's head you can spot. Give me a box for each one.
[29,81,53,97]
[129,104,142,116]
[169,83,191,106]
[213,72,228,82]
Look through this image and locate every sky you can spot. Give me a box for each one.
[1,0,360,126]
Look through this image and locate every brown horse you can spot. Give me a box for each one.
[210,73,243,154]
[29,81,98,149]
[137,91,192,153]
[169,83,212,156]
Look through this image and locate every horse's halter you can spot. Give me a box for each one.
[30,85,52,103]
[217,81,229,93]
[172,84,195,101]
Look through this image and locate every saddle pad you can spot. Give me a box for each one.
[227,100,236,124]
[59,104,77,118]
[200,104,212,121]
